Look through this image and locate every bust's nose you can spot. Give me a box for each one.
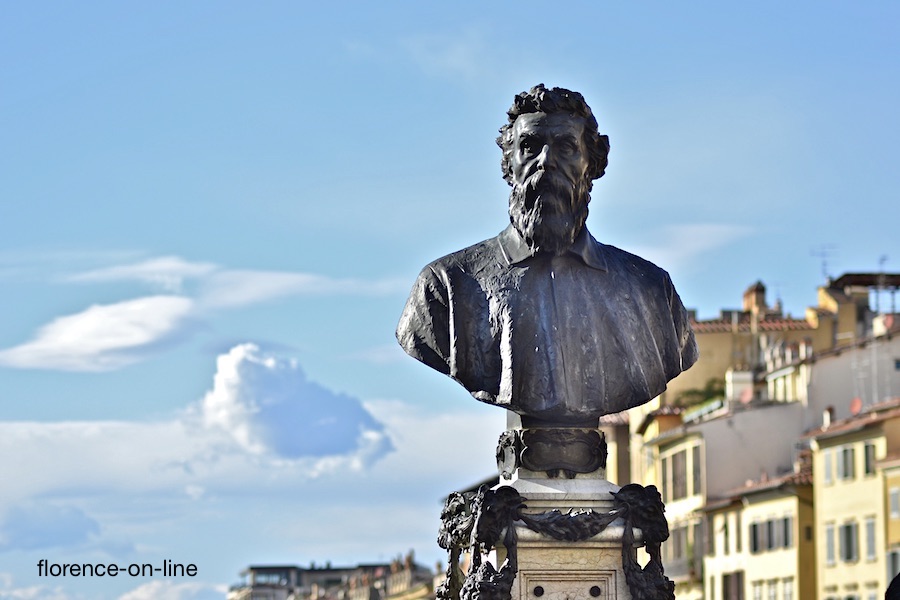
[535,144,555,171]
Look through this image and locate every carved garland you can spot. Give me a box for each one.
[436,484,674,600]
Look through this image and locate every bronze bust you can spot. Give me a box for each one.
[397,85,697,427]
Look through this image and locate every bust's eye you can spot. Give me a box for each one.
[520,138,540,155]
[559,141,577,155]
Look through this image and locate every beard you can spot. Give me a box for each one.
[509,172,591,256]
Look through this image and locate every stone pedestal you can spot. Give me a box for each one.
[500,448,636,600]
[434,423,670,600]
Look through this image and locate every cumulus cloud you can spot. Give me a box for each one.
[0,346,502,587]
[200,344,392,463]
[0,345,393,517]
[0,296,195,371]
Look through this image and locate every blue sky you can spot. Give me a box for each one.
[1,2,898,598]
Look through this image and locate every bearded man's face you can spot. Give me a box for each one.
[508,112,592,255]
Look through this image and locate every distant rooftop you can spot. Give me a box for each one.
[829,272,900,289]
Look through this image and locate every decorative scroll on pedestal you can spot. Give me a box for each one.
[497,429,607,479]
[436,484,673,600]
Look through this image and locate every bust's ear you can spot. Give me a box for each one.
[591,134,610,180]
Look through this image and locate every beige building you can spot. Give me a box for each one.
[626,273,900,600]
[659,276,876,407]
[636,398,808,600]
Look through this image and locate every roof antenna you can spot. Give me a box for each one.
[811,244,837,284]
[876,255,888,314]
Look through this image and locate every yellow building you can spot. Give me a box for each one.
[808,399,900,600]
[882,455,900,580]
[703,455,815,600]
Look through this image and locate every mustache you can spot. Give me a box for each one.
[519,171,576,200]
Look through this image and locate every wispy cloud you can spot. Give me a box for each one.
[0,255,404,372]
[345,343,407,365]
[625,223,754,273]
[0,296,194,371]
[65,256,218,292]
[400,26,490,81]
[196,270,405,309]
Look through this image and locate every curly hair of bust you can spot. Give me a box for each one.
[496,84,610,185]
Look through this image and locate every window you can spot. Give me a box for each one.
[824,450,833,485]
[865,517,876,561]
[783,579,793,600]
[840,521,859,562]
[723,518,730,556]
[826,523,836,566]
[767,580,778,600]
[750,522,762,554]
[693,444,702,495]
[672,450,688,500]
[661,456,669,502]
[752,581,763,600]
[889,548,900,578]
[723,571,744,600]
[709,576,715,600]
[694,521,705,564]
[736,511,742,551]
[782,516,793,548]
[766,519,778,550]
[864,443,877,475]
[671,525,688,560]
[679,524,689,560]
[837,446,856,480]
[891,488,900,518]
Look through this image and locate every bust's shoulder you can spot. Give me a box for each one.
[599,242,673,286]
[420,233,504,276]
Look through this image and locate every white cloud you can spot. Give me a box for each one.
[0,345,500,562]
[0,579,80,600]
[66,257,218,292]
[0,254,405,372]
[345,343,407,365]
[199,343,392,463]
[625,223,754,273]
[401,26,489,81]
[117,581,226,600]
[0,296,194,371]
[0,345,394,515]
[196,270,404,309]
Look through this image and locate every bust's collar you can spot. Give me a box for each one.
[498,224,608,271]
